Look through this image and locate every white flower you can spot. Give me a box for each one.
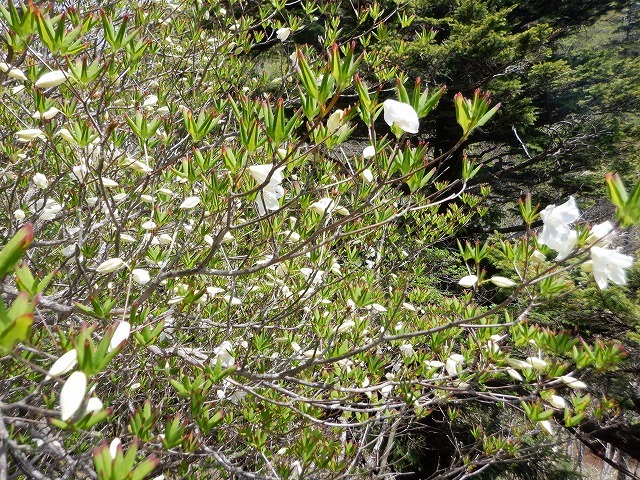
[223,295,242,305]
[56,128,76,143]
[559,375,587,390]
[32,173,49,189]
[362,145,376,159]
[490,276,516,288]
[109,321,131,351]
[39,201,63,221]
[554,230,578,261]
[249,164,284,185]
[424,360,445,369]
[101,178,119,188]
[326,109,344,133]
[249,164,285,215]
[525,357,548,371]
[60,371,87,421]
[530,250,546,264]
[13,209,26,220]
[548,395,566,409]
[538,197,580,256]
[33,107,61,120]
[0,62,27,81]
[590,246,633,289]
[142,94,158,109]
[72,164,88,183]
[85,397,103,414]
[402,302,416,312]
[131,268,151,285]
[458,274,478,288]
[35,70,68,88]
[276,27,291,41]
[179,196,201,209]
[506,357,531,370]
[109,438,122,459]
[309,197,336,215]
[113,193,127,203]
[212,341,235,368]
[96,258,125,273]
[382,99,419,133]
[16,128,44,142]
[445,354,465,376]
[361,168,374,183]
[336,320,356,334]
[370,303,387,312]
[586,221,615,246]
[255,186,284,215]
[539,420,554,435]
[300,267,324,284]
[46,350,78,379]
[399,342,415,357]
[506,368,523,381]
[141,220,157,230]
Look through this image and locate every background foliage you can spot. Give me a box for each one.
[1,0,639,479]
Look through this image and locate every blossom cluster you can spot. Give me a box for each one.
[539,197,633,289]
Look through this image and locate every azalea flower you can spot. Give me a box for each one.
[525,357,548,370]
[179,196,201,209]
[530,250,546,264]
[276,27,291,41]
[101,178,119,188]
[399,342,415,357]
[109,321,131,351]
[97,258,125,273]
[46,350,78,379]
[309,197,336,215]
[539,420,554,435]
[586,221,615,246]
[326,109,344,133]
[0,62,27,81]
[382,99,419,133]
[424,360,445,369]
[16,128,44,142]
[362,145,376,159]
[72,164,88,183]
[212,341,235,368]
[249,164,285,215]
[85,397,103,414]
[506,357,531,370]
[56,128,76,143]
[35,70,67,88]
[142,94,158,109]
[131,268,151,285]
[538,197,580,258]
[489,276,516,288]
[32,173,49,189]
[33,107,61,120]
[559,375,587,390]
[548,395,566,409]
[458,274,478,288]
[506,368,523,381]
[445,354,465,376]
[60,371,87,421]
[361,168,374,183]
[590,246,633,289]
[109,438,122,459]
